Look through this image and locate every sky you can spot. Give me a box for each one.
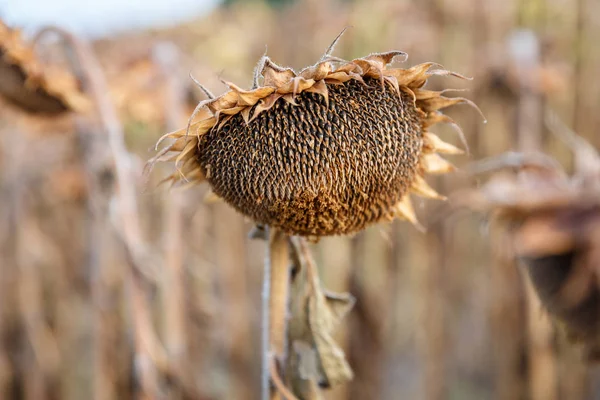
[0,0,220,38]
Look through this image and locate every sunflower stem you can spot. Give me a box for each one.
[262,228,291,400]
[261,236,271,400]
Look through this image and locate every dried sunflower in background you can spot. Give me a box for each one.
[151,34,481,237]
[0,20,89,114]
[461,113,600,360]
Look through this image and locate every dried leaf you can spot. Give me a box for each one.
[287,238,354,393]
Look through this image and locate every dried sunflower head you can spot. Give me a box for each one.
[0,21,89,113]
[460,118,600,360]
[151,36,480,237]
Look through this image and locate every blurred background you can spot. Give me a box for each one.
[0,0,599,399]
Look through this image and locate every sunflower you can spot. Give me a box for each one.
[461,114,600,360]
[0,20,88,114]
[151,35,480,237]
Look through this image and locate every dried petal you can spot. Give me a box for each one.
[300,61,333,81]
[392,195,423,230]
[423,132,464,155]
[204,189,221,203]
[411,175,446,200]
[304,79,329,106]
[221,80,275,106]
[423,153,456,174]
[363,50,407,67]
[262,57,296,87]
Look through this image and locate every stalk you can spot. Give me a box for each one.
[262,228,291,400]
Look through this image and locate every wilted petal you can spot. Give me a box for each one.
[174,140,197,166]
[305,79,329,106]
[385,62,441,87]
[392,195,423,230]
[324,72,354,84]
[410,175,446,200]
[334,62,363,75]
[300,61,332,81]
[383,75,400,94]
[415,88,467,101]
[419,96,486,125]
[427,69,473,81]
[423,132,464,155]
[282,93,299,105]
[262,57,296,87]
[363,51,407,68]
[277,77,315,95]
[204,189,221,203]
[422,153,456,174]
[221,80,276,106]
[240,107,252,125]
[352,59,384,80]
[219,106,246,116]
[251,93,283,121]
[207,90,239,113]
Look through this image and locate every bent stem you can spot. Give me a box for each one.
[263,228,292,400]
